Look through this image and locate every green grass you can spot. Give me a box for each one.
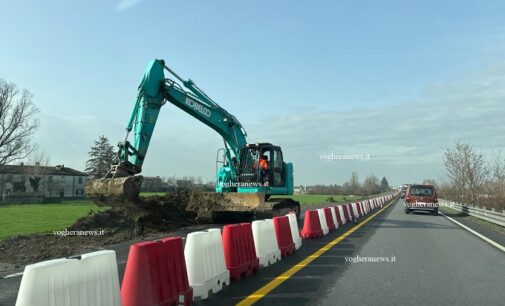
[140,192,166,197]
[271,194,362,206]
[0,201,108,241]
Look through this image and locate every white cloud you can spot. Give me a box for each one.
[244,61,505,185]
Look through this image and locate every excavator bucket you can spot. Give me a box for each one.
[85,176,143,207]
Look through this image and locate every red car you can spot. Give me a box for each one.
[404,184,438,215]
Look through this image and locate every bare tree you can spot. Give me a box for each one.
[0,79,39,165]
[488,149,505,202]
[26,150,51,192]
[362,174,381,195]
[443,142,488,204]
[422,179,438,188]
[348,171,360,195]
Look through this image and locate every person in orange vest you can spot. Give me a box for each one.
[258,155,269,184]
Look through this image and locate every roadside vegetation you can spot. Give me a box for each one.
[0,201,107,240]
[271,194,362,206]
[430,142,505,211]
[301,172,391,196]
[440,206,505,236]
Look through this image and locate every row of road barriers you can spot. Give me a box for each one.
[15,194,396,306]
[301,194,395,239]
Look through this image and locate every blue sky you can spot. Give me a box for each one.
[1,0,504,185]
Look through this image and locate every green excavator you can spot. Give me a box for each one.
[86,59,300,222]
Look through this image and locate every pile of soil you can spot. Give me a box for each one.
[0,191,196,265]
[187,192,230,213]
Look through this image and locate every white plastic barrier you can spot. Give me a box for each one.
[363,201,369,214]
[337,205,346,224]
[184,228,230,300]
[358,202,365,215]
[252,219,281,267]
[286,213,302,250]
[16,250,121,306]
[330,207,339,229]
[351,203,360,219]
[316,209,330,235]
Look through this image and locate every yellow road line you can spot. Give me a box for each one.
[237,201,394,306]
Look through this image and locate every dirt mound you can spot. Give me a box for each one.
[187,192,230,212]
[0,191,196,265]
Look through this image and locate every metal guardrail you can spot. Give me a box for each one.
[440,199,505,227]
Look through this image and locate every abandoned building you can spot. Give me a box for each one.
[0,163,88,203]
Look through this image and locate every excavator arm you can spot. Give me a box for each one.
[118,59,246,176]
[86,59,248,206]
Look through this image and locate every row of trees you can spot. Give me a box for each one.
[306,172,390,196]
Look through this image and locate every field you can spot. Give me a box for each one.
[0,201,107,240]
[271,194,362,205]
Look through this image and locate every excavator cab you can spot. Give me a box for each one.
[237,143,285,189]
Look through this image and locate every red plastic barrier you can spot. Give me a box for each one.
[301,210,323,239]
[334,206,343,225]
[323,207,336,231]
[342,204,352,222]
[222,223,259,281]
[356,202,363,217]
[273,216,295,257]
[121,237,192,306]
[348,204,357,220]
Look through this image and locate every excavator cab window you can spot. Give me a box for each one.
[238,147,258,184]
[272,148,284,187]
[238,144,284,187]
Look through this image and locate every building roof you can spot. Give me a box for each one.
[0,164,87,177]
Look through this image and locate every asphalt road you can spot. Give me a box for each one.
[2,197,505,305]
[196,198,505,305]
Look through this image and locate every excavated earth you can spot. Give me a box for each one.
[0,192,198,265]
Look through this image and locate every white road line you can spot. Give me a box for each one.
[440,212,505,253]
[3,272,23,279]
